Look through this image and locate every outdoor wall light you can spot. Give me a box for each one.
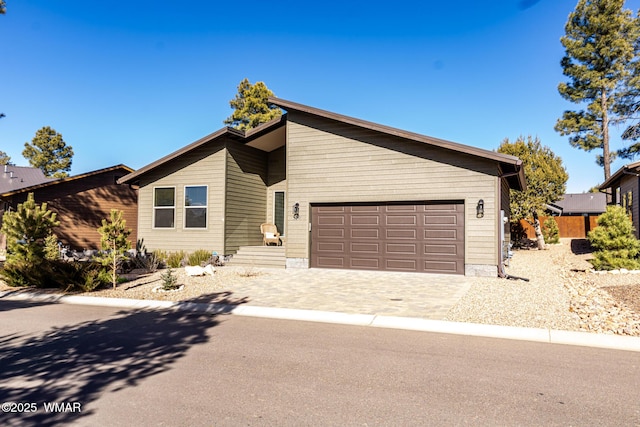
[476,199,484,218]
[293,202,300,220]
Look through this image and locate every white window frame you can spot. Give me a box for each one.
[273,190,285,237]
[184,185,208,230]
[153,186,176,229]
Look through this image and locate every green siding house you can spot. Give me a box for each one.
[119,98,525,276]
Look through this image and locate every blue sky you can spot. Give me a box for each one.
[2,0,640,193]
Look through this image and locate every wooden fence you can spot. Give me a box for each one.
[517,215,599,239]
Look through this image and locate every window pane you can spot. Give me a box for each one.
[155,208,174,228]
[274,191,285,235]
[155,188,175,207]
[186,208,206,228]
[185,186,207,207]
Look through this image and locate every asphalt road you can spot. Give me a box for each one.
[0,300,638,426]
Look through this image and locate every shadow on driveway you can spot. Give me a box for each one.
[0,292,246,427]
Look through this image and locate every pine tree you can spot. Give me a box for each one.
[95,209,131,289]
[224,79,282,131]
[555,0,640,181]
[23,126,74,178]
[588,205,640,270]
[498,136,568,249]
[0,150,10,165]
[0,193,60,286]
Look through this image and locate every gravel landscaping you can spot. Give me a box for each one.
[446,239,640,335]
[1,238,639,336]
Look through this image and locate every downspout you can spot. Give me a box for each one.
[498,169,530,281]
[497,176,506,278]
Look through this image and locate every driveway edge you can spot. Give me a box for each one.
[2,290,639,352]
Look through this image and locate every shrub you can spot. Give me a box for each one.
[160,267,179,290]
[140,252,162,273]
[51,261,111,292]
[588,205,640,270]
[188,249,212,266]
[542,217,560,244]
[153,249,168,264]
[166,251,187,268]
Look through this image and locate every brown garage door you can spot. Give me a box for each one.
[311,202,464,274]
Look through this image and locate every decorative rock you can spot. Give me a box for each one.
[184,265,216,277]
[152,284,184,293]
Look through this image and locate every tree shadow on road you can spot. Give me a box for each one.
[0,299,53,313]
[0,292,246,427]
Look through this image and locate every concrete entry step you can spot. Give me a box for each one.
[227,245,286,268]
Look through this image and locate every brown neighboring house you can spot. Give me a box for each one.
[599,161,640,238]
[119,98,526,276]
[1,165,138,250]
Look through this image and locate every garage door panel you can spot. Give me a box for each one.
[351,205,380,213]
[386,243,418,255]
[316,206,347,213]
[386,215,417,226]
[311,202,464,274]
[386,259,418,271]
[424,229,457,240]
[423,260,459,274]
[424,204,459,212]
[423,244,459,255]
[317,216,345,226]
[351,243,380,254]
[351,229,379,239]
[350,258,380,269]
[351,215,380,225]
[386,229,417,239]
[424,215,459,225]
[317,242,345,253]
[318,228,345,238]
[316,256,345,268]
[385,205,418,212]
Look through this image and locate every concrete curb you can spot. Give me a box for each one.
[2,290,640,353]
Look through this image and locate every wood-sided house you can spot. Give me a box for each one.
[119,98,526,276]
[1,165,137,250]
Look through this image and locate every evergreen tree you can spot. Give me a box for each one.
[588,205,640,270]
[0,1,5,14]
[224,79,282,131]
[542,217,561,244]
[0,150,10,165]
[555,0,640,181]
[95,209,131,289]
[498,136,568,249]
[23,126,74,178]
[0,193,60,286]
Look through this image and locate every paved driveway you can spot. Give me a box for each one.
[218,267,472,319]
